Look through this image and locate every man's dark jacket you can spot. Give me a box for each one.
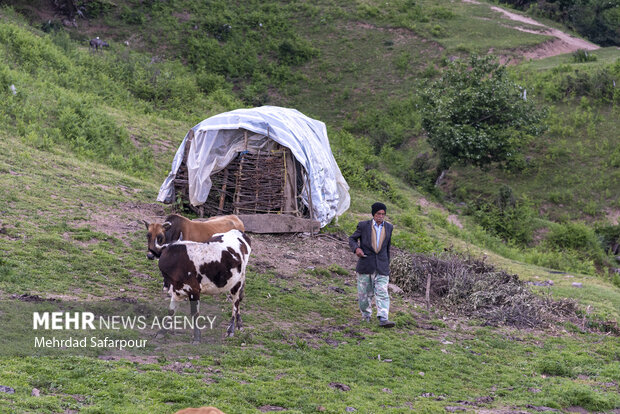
[348,219,393,275]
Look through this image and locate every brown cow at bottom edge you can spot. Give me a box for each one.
[156,229,251,341]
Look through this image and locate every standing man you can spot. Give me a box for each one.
[348,202,395,328]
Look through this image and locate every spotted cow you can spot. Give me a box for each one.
[156,229,251,340]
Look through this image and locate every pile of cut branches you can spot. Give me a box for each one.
[390,252,578,328]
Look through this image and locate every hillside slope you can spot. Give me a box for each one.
[0,2,619,413]
[1,119,619,413]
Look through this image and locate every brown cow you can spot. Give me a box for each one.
[142,214,244,260]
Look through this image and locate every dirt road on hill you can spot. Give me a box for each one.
[464,0,599,60]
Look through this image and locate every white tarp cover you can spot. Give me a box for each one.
[157,106,350,227]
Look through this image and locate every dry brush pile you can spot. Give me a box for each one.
[390,252,580,329]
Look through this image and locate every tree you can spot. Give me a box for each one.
[420,55,547,182]
[569,0,620,46]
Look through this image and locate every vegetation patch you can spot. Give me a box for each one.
[390,252,589,329]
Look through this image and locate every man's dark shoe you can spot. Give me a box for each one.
[362,315,371,323]
[378,317,395,328]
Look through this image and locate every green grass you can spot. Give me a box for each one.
[0,128,618,412]
[281,0,558,125]
[446,103,620,223]
[0,2,619,413]
[522,47,620,71]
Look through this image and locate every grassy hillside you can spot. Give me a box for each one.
[1,101,619,413]
[0,1,619,413]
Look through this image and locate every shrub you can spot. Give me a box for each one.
[430,7,455,19]
[392,215,443,253]
[544,221,600,252]
[469,186,535,245]
[572,49,597,63]
[430,24,444,37]
[555,67,618,103]
[523,248,597,275]
[120,6,144,25]
[364,170,408,208]
[196,72,229,94]
[346,96,422,151]
[83,0,116,18]
[330,130,379,189]
[277,39,318,65]
[240,81,269,106]
[539,358,575,377]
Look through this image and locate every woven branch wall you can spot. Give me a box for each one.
[173,147,301,217]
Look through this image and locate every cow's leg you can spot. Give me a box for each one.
[190,295,201,344]
[155,296,179,339]
[227,304,236,337]
[235,283,245,331]
[227,281,244,337]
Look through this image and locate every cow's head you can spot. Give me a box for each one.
[142,220,171,260]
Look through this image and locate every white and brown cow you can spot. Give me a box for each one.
[143,213,244,260]
[156,229,251,341]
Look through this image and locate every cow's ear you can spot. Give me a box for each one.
[162,221,171,231]
[140,220,149,229]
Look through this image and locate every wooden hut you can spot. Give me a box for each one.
[157,106,350,233]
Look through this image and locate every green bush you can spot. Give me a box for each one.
[405,152,438,192]
[120,6,145,25]
[392,229,442,254]
[84,0,116,18]
[559,68,617,103]
[0,22,69,75]
[277,39,318,65]
[469,186,535,246]
[538,358,575,377]
[572,49,597,63]
[523,248,597,275]
[364,170,407,208]
[196,72,230,94]
[347,96,422,150]
[241,81,269,106]
[430,24,444,37]
[539,221,608,271]
[545,221,600,252]
[430,7,455,20]
[330,130,379,189]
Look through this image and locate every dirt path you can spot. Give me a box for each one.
[464,0,599,60]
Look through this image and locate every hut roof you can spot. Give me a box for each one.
[157,106,350,227]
